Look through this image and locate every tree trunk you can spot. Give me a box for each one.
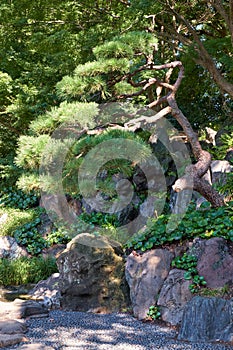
[167,94,225,207]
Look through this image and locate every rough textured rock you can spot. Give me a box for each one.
[29,273,61,309]
[178,296,233,343]
[125,249,173,320]
[0,299,48,319]
[210,159,233,184]
[0,299,48,348]
[0,236,28,259]
[0,320,27,334]
[157,269,193,325]
[0,334,28,348]
[189,237,233,288]
[56,233,129,312]
[17,344,55,350]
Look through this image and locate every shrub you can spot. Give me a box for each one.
[13,213,70,255]
[0,186,38,209]
[0,208,41,237]
[125,201,233,252]
[0,255,58,286]
[172,252,207,293]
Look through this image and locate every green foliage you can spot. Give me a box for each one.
[0,71,12,107]
[79,211,119,227]
[211,130,233,161]
[61,128,151,198]
[126,202,233,251]
[0,208,40,237]
[198,285,230,298]
[147,305,161,320]
[93,31,156,59]
[217,173,233,200]
[16,173,41,193]
[46,229,70,246]
[15,135,50,170]
[14,216,48,255]
[56,31,156,102]
[0,157,23,189]
[30,101,98,135]
[172,252,207,293]
[13,214,70,255]
[0,256,58,286]
[0,187,38,209]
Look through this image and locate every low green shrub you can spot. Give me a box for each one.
[14,217,48,255]
[14,214,71,255]
[0,208,41,237]
[147,305,161,320]
[125,201,233,252]
[0,255,58,286]
[0,187,38,209]
[172,252,207,293]
[46,229,70,246]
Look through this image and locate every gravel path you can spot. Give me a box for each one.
[6,310,233,350]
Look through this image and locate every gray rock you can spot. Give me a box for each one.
[0,236,28,260]
[56,233,129,313]
[0,299,48,319]
[29,273,61,309]
[178,296,233,343]
[16,344,55,350]
[157,269,193,325]
[189,237,233,288]
[125,249,173,320]
[0,334,28,348]
[211,159,233,185]
[0,319,27,334]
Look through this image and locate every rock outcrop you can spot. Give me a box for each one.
[157,269,193,325]
[178,296,233,343]
[125,249,173,320]
[189,237,233,288]
[0,236,28,260]
[56,233,129,313]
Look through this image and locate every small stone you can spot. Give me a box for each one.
[0,334,28,348]
[0,319,27,334]
[16,344,55,350]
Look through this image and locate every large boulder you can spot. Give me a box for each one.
[157,269,193,325]
[125,249,173,320]
[189,237,233,288]
[56,233,129,313]
[178,296,233,343]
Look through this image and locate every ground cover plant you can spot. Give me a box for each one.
[0,255,58,286]
[125,201,233,252]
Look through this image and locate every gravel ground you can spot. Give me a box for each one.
[5,310,233,350]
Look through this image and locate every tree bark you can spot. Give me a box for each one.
[118,60,225,207]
